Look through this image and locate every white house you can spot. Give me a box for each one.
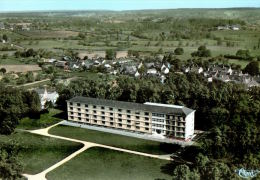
[161,64,170,74]
[147,68,158,75]
[135,71,140,77]
[35,88,59,109]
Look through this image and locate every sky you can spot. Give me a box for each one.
[0,0,260,12]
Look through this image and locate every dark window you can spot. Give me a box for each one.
[118,119,122,122]
[136,126,140,129]
[77,103,80,106]
[101,106,105,110]
[110,113,113,116]
[86,114,89,117]
[145,112,149,116]
[93,105,96,109]
[109,107,113,111]
[94,120,97,123]
[78,113,81,116]
[102,116,105,120]
[110,122,114,125]
[136,116,140,119]
[102,121,105,124]
[77,108,80,111]
[110,117,113,121]
[118,114,122,117]
[70,112,73,115]
[127,115,131,118]
[101,111,105,115]
[145,128,149,131]
[70,107,73,110]
[93,115,97,118]
[70,102,73,105]
[127,120,131,123]
[70,116,73,119]
[145,122,149,126]
[145,117,149,121]
[127,110,131,113]
[85,104,88,107]
[135,112,140,115]
[86,119,89,122]
[118,109,122,112]
[85,109,88,112]
[127,125,131,128]
[93,110,97,114]
[118,123,122,127]
[78,117,81,120]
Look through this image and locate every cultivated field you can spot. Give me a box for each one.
[0,64,42,73]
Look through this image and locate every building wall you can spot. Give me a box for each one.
[67,100,195,141]
[185,111,195,140]
[67,102,152,134]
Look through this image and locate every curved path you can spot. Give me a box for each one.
[23,121,172,180]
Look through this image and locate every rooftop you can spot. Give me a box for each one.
[68,96,195,116]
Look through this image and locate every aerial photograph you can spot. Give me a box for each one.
[0,0,259,179]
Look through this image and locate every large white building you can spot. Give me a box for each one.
[67,96,195,141]
[35,88,59,109]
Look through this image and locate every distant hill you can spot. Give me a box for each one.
[0,8,260,24]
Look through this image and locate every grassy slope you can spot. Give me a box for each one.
[18,109,62,130]
[46,147,172,180]
[49,125,180,155]
[0,131,82,174]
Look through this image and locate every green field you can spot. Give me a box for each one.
[0,131,82,174]
[18,109,62,130]
[49,125,180,155]
[46,147,172,180]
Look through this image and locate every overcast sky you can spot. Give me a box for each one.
[0,0,260,12]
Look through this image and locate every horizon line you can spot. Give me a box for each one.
[0,7,259,13]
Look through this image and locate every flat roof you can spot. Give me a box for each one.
[68,96,195,116]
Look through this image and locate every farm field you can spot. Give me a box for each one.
[46,147,172,180]
[0,64,41,73]
[0,131,82,174]
[49,125,181,155]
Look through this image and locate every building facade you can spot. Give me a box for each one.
[67,96,195,141]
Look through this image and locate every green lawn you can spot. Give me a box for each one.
[18,109,63,130]
[0,131,82,174]
[46,147,172,180]
[49,125,180,155]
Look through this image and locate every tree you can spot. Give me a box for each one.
[2,34,8,42]
[0,68,6,74]
[0,143,22,180]
[236,49,251,60]
[174,47,184,55]
[26,71,34,83]
[105,49,116,60]
[191,46,211,57]
[243,61,259,76]
[172,165,200,180]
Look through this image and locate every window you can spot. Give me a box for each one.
[118,123,122,127]
[136,126,140,129]
[109,107,113,111]
[110,117,113,121]
[127,115,131,118]
[86,114,89,117]
[145,128,149,131]
[135,122,140,125]
[145,117,149,121]
[102,116,105,120]
[70,102,73,105]
[135,111,140,115]
[70,107,73,110]
[78,113,81,116]
[136,116,140,119]
[85,104,88,107]
[101,106,105,110]
[70,116,74,119]
[152,113,165,117]
[85,109,88,112]
[86,119,89,122]
[102,121,105,124]
[77,108,80,111]
[118,114,122,117]
[110,112,113,116]
[78,117,81,120]
[93,110,97,114]
[145,122,149,126]
[145,112,149,116]
[94,120,97,123]
[93,105,96,109]
[110,122,114,126]
[127,110,131,113]
[118,109,122,112]
[127,125,131,128]
[101,111,105,115]
[127,120,131,124]
[118,119,122,122]
[70,112,73,115]
[93,115,97,118]
[77,103,80,106]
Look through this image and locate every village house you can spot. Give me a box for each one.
[35,88,59,109]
